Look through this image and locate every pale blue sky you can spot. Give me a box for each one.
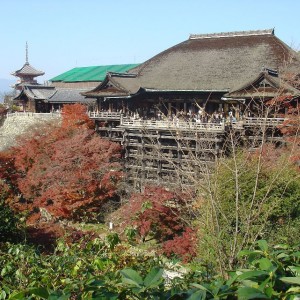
[1,0,299,85]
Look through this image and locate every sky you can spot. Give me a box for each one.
[0,0,300,89]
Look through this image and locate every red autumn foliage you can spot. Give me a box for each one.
[0,151,20,202]
[3,104,123,223]
[119,185,197,261]
[274,97,300,168]
[26,221,95,253]
[162,227,197,262]
[61,103,94,129]
[120,185,193,235]
[266,94,300,168]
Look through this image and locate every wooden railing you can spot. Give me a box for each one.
[88,111,121,119]
[243,117,285,126]
[120,119,225,132]
[6,112,61,118]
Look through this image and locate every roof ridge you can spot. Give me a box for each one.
[189,28,274,40]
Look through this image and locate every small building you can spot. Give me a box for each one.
[11,42,45,92]
[11,46,139,112]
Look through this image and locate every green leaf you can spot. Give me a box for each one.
[289,266,300,275]
[143,267,163,288]
[187,289,207,300]
[226,273,239,286]
[8,291,25,300]
[280,277,300,285]
[0,290,6,300]
[237,287,269,299]
[276,253,289,259]
[258,277,271,292]
[92,290,119,300]
[238,250,262,258]
[291,251,300,258]
[120,268,143,287]
[258,258,273,271]
[237,270,268,281]
[190,283,210,292]
[257,240,268,252]
[28,287,49,299]
[286,286,300,293]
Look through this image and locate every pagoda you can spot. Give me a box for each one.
[11,42,44,90]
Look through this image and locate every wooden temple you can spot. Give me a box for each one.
[82,29,300,189]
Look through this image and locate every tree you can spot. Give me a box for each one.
[192,85,300,274]
[3,104,123,223]
[118,185,197,261]
[196,147,300,273]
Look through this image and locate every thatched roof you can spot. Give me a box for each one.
[83,29,300,98]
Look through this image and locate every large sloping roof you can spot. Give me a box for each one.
[48,88,91,103]
[50,64,140,83]
[14,85,91,104]
[12,62,45,77]
[82,72,140,97]
[83,29,300,99]
[14,85,56,100]
[129,29,300,92]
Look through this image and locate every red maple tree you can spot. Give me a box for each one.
[119,185,197,261]
[4,104,123,223]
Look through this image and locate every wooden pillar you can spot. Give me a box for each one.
[98,99,101,112]
[168,102,172,116]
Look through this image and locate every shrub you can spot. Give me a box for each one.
[162,227,197,262]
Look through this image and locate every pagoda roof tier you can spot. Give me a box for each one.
[12,62,45,77]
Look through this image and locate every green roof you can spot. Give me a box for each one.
[50,64,139,82]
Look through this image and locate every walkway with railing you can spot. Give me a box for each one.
[6,112,61,119]
[243,117,285,126]
[120,118,225,132]
[88,111,121,119]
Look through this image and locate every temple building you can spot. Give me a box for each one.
[11,42,44,91]
[12,58,139,112]
[83,29,300,120]
[82,29,300,189]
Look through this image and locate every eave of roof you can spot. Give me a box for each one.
[225,70,300,98]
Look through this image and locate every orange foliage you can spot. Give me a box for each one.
[3,104,123,223]
[61,103,94,129]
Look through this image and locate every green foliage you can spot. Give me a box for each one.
[1,240,299,299]
[0,234,163,299]
[0,197,23,243]
[197,149,300,271]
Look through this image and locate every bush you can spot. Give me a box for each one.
[0,198,23,243]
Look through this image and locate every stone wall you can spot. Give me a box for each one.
[0,114,61,152]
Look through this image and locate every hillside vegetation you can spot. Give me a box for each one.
[0,104,300,299]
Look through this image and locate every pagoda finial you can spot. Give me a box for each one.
[26,41,28,64]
